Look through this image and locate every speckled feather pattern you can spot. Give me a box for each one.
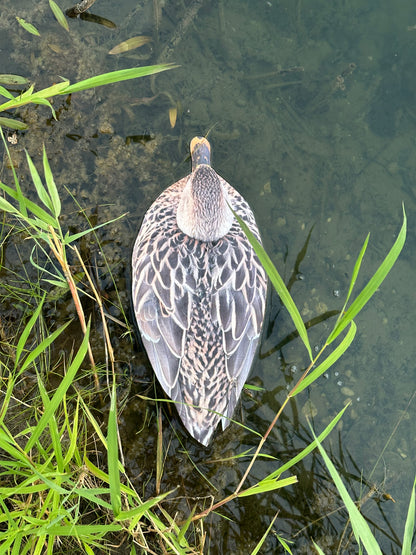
[132,171,267,446]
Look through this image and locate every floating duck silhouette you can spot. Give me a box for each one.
[132,137,267,445]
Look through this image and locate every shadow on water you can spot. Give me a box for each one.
[1,0,415,552]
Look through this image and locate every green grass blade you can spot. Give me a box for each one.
[42,278,67,288]
[21,84,35,98]
[16,17,40,36]
[311,425,382,554]
[293,321,357,395]
[0,127,28,216]
[402,476,416,555]
[0,433,31,466]
[0,65,174,114]
[0,195,19,215]
[312,541,325,554]
[83,457,122,490]
[61,64,177,94]
[79,399,108,449]
[25,150,54,213]
[276,536,293,554]
[14,295,45,369]
[0,181,58,229]
[338,234,369,322]
[107,382,121,517]
[37,376,64,472]
[71,488,113,510]
[19,321,70,374]
[0,81,68,112]
[0,86,15,99]
[328,208,406,343]
[3,536,17,554]
[0,117,28,130]
[267,404,349,480]
[232,210,313,360]
[116,491,173,521]
[250,512,280,555]
[30,98,57,119]
[64,213,126,244]
[24,324,90,453]
[31,524,123,536]
[177,506,195,547]
[238,476,297,497]
[49,0,69,31]
[42,146,61,218]
[63,398,81,467]
[0,74,29,86]
[31,80,69,94]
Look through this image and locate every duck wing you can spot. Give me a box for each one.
[132,181,193,400]
[211,225,267,421]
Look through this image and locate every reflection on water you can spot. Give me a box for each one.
[1,0,415,551]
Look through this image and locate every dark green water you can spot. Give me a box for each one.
[1,0,415,552]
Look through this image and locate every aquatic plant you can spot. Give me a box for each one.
[0,64,176,130]
[312,431,416,555]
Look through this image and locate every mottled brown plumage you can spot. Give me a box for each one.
[132,137,267,445]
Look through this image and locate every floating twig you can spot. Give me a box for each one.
[153,0,161,45]
[48,226,98,389]
[157,0,204,62]
[66,0,97,17]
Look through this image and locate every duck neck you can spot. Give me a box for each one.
[176,165,234,242]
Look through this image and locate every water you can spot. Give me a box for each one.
[1,0,415,552]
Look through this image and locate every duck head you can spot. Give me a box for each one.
[176,159,234,242]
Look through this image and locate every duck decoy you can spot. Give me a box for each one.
[132,137,267,446]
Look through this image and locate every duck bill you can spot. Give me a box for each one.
[190,136,211,170]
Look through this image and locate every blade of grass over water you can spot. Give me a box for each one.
[250,511,280,555]
[0,116,28,129]
[25,150,54,213]
[328,207,406,343]
[338,234,369,320]
[37,376,64,473]
[0,181,59,229]
[64,213,127,244]
[265,405,350,481]
[310,424,383,555]
[0,195,19,215]
[49,0,69,32]
[13,294,46,370]
[0,64,177,119]
[0,85,16,98]
[293,321,357,395]
[42,146,61,218]
[238,475,297,497]
[312,541,325,555]
[16,16,40,36]
[232,210,313,361]
[0,127,27,215]
[62,64,177,94]
[0,74,29,85]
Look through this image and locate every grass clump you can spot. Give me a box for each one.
[0,135,197,553]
